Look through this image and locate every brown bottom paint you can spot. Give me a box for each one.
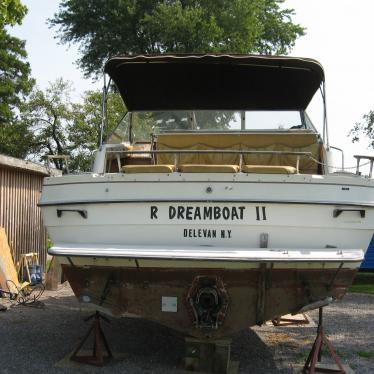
[62,265,356,339]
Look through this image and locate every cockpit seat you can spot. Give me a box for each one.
[155,133,321,174]
[242,165,297,174]
[179,164,240,173]
[122,165,175,173]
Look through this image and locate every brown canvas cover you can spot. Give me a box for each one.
[104,54,324,111]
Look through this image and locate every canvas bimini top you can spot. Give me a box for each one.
[104,54,325,112]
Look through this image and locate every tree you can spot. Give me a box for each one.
[49,0,304,77]
[20,79,75,169]
[0,31,34,125]
[0,0,34,158]
[0,0,27,27]
[349,111,374,148]
[68,89,125,170]
[0,120,33,158]
[21,79,125,171]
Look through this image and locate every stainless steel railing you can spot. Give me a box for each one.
[106,149,312,173]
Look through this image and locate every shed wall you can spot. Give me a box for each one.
[0,166,47,267]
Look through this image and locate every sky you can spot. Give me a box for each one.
[9,0,374,169]
[287,0,374,168]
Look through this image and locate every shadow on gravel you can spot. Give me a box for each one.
[50,294,285,373]
[232,329,285,373]
[103,316,186,371]
[0,291,288,373]
[100,317,284,373]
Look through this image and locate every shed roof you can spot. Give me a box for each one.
[0,154,60,176]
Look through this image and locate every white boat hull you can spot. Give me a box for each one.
[40,172,373,337]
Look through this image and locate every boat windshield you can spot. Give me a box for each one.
[108,110,314,143]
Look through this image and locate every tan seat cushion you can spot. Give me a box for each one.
[179,164,240,173]
[242,165,297,174]
[122,165,175,173]
[155,133,320,174]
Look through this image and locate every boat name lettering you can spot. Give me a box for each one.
[150,205,246,221]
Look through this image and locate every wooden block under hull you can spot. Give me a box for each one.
[184,337,235,373]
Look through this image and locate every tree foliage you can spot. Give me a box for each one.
[20,79,125,171]
[0,30,34,125]
[0,0,34,158]
[0,0,27,27]
[68,89,125,170]
[349,111,374,148]
[21,79,75,169]
[0,120,33,158]
[50,0,305,77]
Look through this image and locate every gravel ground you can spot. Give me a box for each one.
[0,283,373,373]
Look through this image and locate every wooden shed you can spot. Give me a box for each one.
[0,154,58,268]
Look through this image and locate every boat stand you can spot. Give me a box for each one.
[70,311,113,366]
[303,307,346,374]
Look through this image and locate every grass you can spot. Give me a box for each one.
[348,272,374,295]
[357,351,374,359]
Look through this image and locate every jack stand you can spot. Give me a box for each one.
[303,307,346,374]
[272,313,309,326]
[70,311,113,366]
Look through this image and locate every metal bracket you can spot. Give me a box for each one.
[57,209,88,219]
[256,263,266,325]
[259,233,269,248]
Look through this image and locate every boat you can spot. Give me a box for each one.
[39,54,374,340]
